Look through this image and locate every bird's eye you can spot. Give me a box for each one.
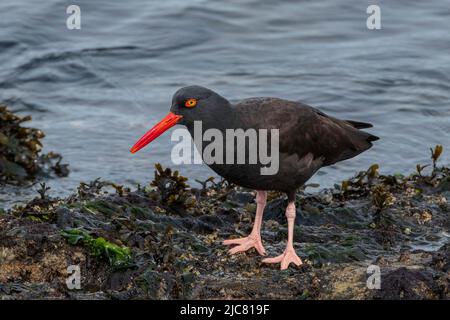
[185,98,197,108]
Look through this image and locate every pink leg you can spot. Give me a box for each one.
[223,191,267,256]
[262,201,303,270]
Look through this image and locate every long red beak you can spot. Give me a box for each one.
[130,112,182,154]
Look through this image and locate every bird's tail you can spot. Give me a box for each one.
[346,119,379,143]
[345,120,374,129]
[366,133,380,142]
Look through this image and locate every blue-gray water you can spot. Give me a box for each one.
[1,0,449,206]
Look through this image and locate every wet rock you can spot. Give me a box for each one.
[442,191,450,202]
[302,204,321,215]
[375,256,388,266]
[227,190,254,205]
[375,268,439,300]
[398,250,411,263]
[304,244,367,267]
[438,176,450,192]
[55,207,73,228]
[431,243,450,272]
[107,270,136,291]
[136,269,178,299]
[1,152,449,300]
[264,198,301,225]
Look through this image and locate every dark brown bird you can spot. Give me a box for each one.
[131,86,379,270]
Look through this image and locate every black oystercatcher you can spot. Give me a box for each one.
[131,86,379,270]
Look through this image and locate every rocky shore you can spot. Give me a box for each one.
[0,107,449,300]
[0,105,69,185]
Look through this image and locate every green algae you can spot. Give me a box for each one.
[62,229,133,269]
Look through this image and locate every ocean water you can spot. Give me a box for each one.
[1,0,449,205]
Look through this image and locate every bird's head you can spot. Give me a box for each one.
[130,85,230,154]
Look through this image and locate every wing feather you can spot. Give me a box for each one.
[235,98,378,166]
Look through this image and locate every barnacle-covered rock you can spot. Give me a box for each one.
[0,147,449,300]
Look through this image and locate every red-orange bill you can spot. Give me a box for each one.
[130,112,182,153]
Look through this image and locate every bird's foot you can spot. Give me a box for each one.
[262,246,303,270]
[223,233,266,256]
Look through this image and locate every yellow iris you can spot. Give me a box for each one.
[185,99,197,108]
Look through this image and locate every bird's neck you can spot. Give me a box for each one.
[187,103,238,134]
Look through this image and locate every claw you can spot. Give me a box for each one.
[223,234,266,256]
[262,247,302,270]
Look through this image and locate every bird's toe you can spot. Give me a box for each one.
[263,248,303,270]
[255,242,267,256]
[223,238,245,245]
[228,242,251,254]
[281,250,303,270]
[223,235,266,256]
[262,254,284,264]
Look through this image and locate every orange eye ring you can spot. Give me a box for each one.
[185,98,197,108]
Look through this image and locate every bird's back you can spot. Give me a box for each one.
[233,97,379,182]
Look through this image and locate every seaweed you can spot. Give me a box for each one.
[338,163,380,199]
[74,178,109,200]
[414,145,445,186]
[430,145,443,172]
[0,105,69,184]
[61,229,133,269]
[148,163,194,210]
[371,184,394,214]
[11,183,61,222]
[36,182,51,200]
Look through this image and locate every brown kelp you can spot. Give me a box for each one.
[0,105,69,184]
